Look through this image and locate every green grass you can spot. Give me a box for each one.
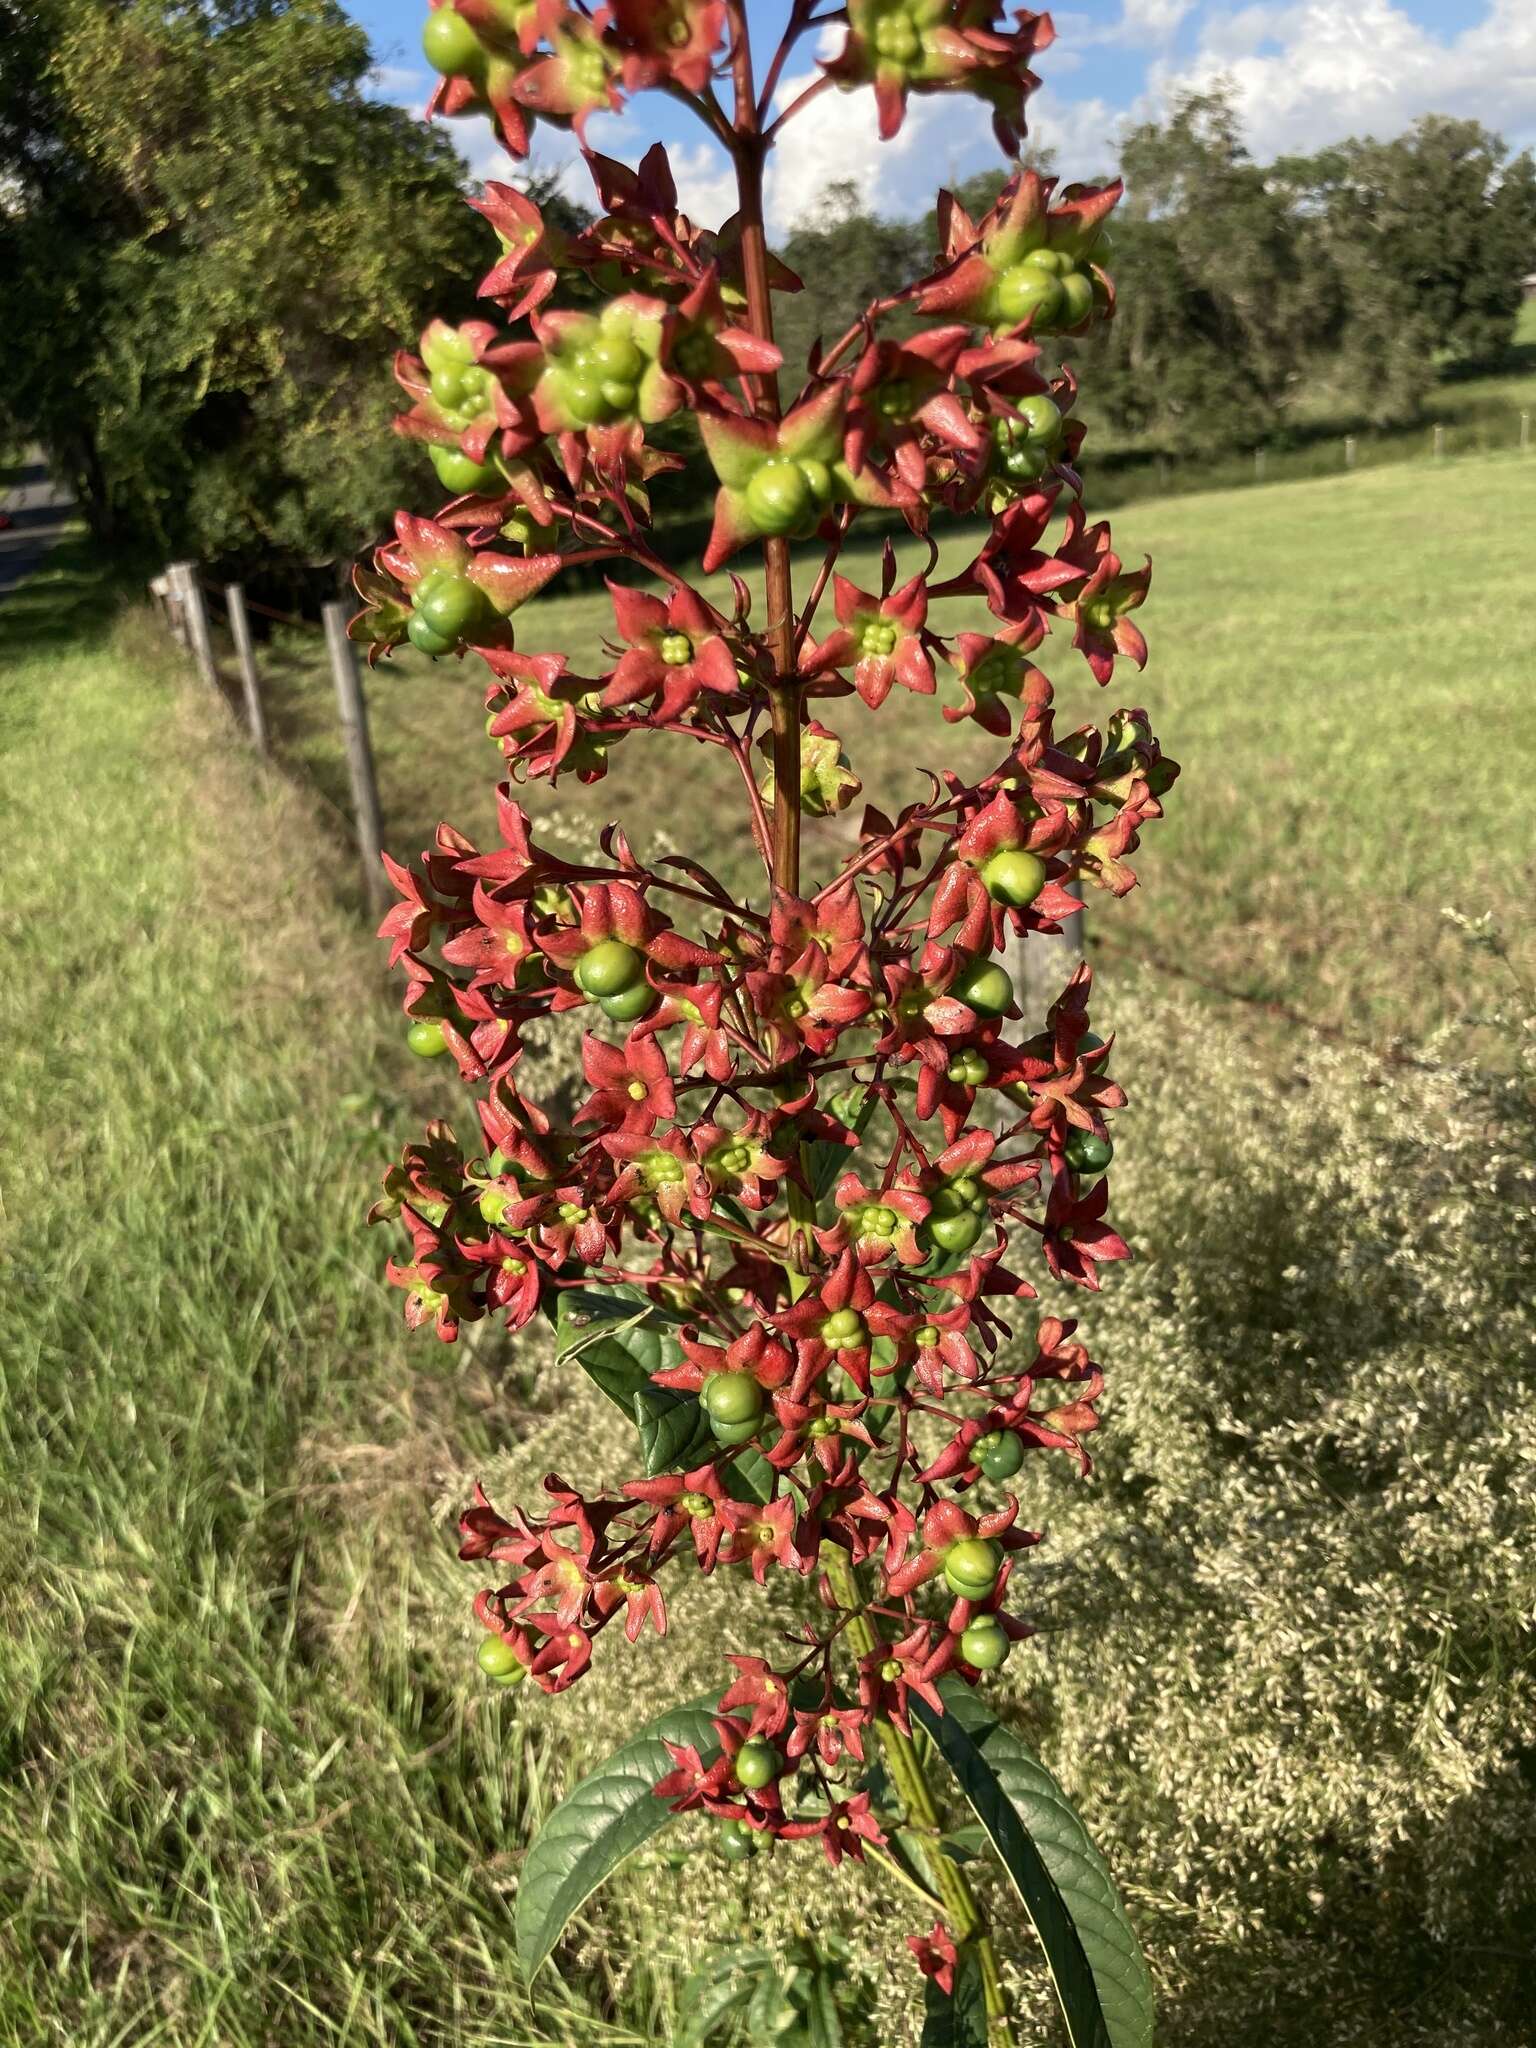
[257,448,1536,1048]
[0,551,675,2048]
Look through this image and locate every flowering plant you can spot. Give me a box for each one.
[359,1,1173,2037]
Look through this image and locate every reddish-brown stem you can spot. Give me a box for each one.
[725,0,800,899]
[795,507,853,653]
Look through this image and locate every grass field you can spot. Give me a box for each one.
[257,446,1536,1050]
[0,550,680,2047]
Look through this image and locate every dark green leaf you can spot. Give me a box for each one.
[919,1948,988,2048]
[517,1696,720,1977]
[913,1681,1155,2048]
[634,1386,713,1477]
[554,1285,682,1416]
[808,1085,875,1205]
[720,1441,778,1504]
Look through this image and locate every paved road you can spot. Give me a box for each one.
[0,451,76,599]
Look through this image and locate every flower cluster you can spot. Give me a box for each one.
[359,0,1173,1992]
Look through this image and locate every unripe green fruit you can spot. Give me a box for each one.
[995,261,1065,328]
[703,1373,764,1428]
[951,958,1014,1017]
[1064,1129,1114,1174]
[745,459,816,533]
[717,1818,759,1861]
[946,1049,989,1087]
[407,1018,449,1057]
[960,1616,1011,1671]
[476,1633,526,1684]
[710,1415,762,1446]
[575,939,644,997]
[429,444,500,494]
[598,982,657,1023]
[1079,1030,1106,1054]
[560,374,611,425]
[975,1428,1026,1480]
[415,574,483,640]
[1056,271,1095,327]
[1014,392,1063,444]
[586,332,644,382]
[981,848,1047,907]
[407,615,457,657]
[734,1739,780,1790]
[422,5,483,75]
[927,1209,985,1255]
[821,1308,868,1348]
[944,1537,1002,1600]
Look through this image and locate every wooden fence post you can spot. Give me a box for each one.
[1522,411,1530,453]
[163,561,191,647]
[1254,448,1266,483]
[1344,434,1356,470]
[1432,424,1445,459]
[323,599,389,915]
[170,561,218,691]
[225,583,269,752]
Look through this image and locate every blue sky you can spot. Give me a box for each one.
[353,0,1536,233]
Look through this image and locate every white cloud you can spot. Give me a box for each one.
[1118,0,1195,43]
[369,62,429,100]
[1150,0,1536,160]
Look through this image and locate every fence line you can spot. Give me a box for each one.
[152,562,386,916]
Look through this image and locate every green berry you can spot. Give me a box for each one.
[994,261,1065,329]
[702,1373,765,1429]
[476,1633,526,1684]
[981,848,1047,907]
[415,573,483,640]
[597,982,657,1023]
[575,939,644,997]
[927,1209,985,1256]
[975,1428,1025,1480]
[407,614,456,658]
[734,1739,780,1790]
[944,1537,1002,1600]
[717,1818,759,1862]
[1055,271,1095,327]
[951,957,1014,1018]
[407,1018,449,1057]
[429,444,500,494]
[821,1308,868,1348]
[422,5,483,73]
[1014,392,1063,444]
[959,1616,1011,1671]
[745,459,816,534]
[1064,1129,1114,1174]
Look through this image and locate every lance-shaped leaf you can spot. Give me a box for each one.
[912,1679,1154,2048]
[517,1696,721,1976]
[554,1284,683,1412]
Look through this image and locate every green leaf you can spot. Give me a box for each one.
[517,1695,721,1977]
[721,1441,778,1504]
[634,1385,713,1477]
[554,1285,682,1417]
[919,1947,988,2048]
[807,1085,875,1206]
[912,1681,1154,2048]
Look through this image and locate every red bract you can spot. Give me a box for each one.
[366,4,1168,2021]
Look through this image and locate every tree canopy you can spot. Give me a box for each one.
[0,0,486,569]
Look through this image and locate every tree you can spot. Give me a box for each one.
[0,0,487,569]
[1274,116,1536,378]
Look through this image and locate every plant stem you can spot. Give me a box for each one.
[822,1548,1015,2043]
[725,0,800,898]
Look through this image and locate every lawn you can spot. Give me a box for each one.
[0,548,675,2048]
[257,446,1536,1049]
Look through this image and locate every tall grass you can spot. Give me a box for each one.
[0,556,668,2046]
